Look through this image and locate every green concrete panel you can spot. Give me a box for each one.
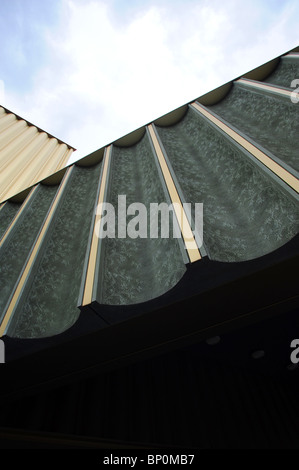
[209,85,299,172]
[8,163,102,339]
[156,109,298,262]
[0,201,21,239]
[0,185,57,320]
[98,134,186,305]
[264,58,299,88]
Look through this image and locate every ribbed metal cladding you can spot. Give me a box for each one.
[0,47,297,338]
[0,106,75,203]
[0,47,298,450]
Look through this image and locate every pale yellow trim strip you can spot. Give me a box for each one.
[191,102,299,193]
[82,145,112,306]
[237,78,293,98]
[0,167,73,337]
[283,53,299,59]
[147,124,201,263]
[0,186,38,249]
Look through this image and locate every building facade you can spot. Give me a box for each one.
[0,47,298,449]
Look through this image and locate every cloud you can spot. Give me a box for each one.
[2,0,298,163]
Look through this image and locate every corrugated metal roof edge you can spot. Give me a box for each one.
[0,105,76,151]
[4,43,299,203]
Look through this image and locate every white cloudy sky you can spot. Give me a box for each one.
[0,0,298,164]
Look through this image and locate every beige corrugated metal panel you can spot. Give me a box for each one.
[0,124,38,171]
[0,111,26,133]
[0,106,75,203]
[23,138,62,188]
[0,119,29,151]
[0,132,49,200]
[32,142,70,184]
[56,146,74,171]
